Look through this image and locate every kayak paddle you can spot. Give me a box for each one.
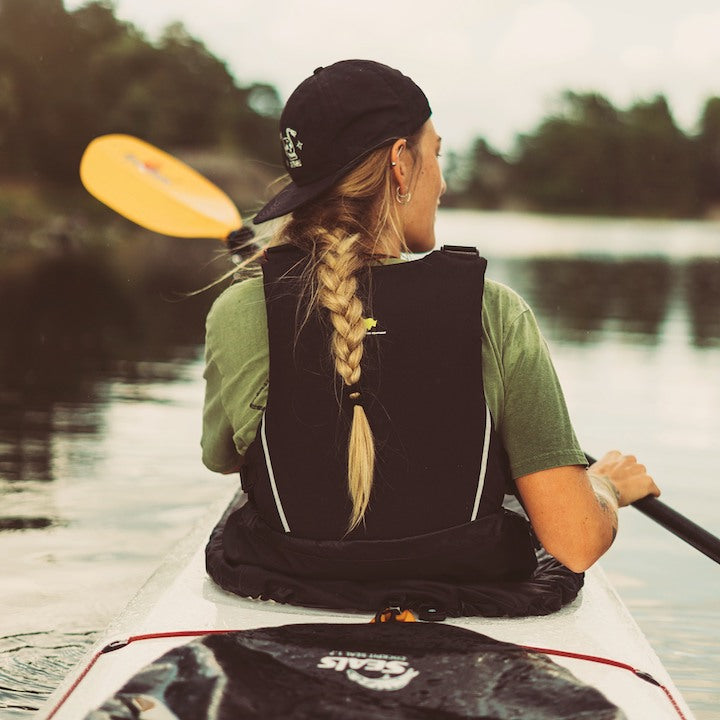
[80,134,242,239]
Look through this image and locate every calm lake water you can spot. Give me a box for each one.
[1,210,719,719]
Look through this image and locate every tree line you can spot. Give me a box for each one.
[2,1,720,219]
[0,0,281,182]
[444,91,720,218]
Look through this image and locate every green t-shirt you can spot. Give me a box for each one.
[201,264,587,478]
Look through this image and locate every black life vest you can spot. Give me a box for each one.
[205,245,584,616]
[243,244,513,539]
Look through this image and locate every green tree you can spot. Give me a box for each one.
[0,0,82,176]
[0,0,281,181]
[444,139,510,209]
[695,97,720,211]
[618,96,698,216]
[135,22,234,146]
[233,83,283,164]
[512,92,625,214]
[510,92,698,217]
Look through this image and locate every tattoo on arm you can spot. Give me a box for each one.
[596,495,619,543]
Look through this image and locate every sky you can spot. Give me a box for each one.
[64,0,720,154]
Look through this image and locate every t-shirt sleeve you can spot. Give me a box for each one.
[201,277,268,473]
[486,283,587,479]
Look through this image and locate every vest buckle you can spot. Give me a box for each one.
[440,244,479,256]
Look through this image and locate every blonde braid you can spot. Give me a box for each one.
[316,231,375,532]
[272,135,424,531]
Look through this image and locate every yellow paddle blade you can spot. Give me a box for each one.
[80,134,242,239]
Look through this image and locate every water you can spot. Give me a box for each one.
[1,212,719,718]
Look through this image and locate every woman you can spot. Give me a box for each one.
[202,60,660,616]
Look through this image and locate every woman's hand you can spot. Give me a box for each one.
[588,451,660,507]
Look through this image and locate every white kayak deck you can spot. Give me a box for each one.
[39,490,695,719]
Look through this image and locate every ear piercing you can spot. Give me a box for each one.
[395,187,412,204]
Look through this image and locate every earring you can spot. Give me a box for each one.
[395,186,412,205]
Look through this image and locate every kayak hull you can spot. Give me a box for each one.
[38,489,694,720]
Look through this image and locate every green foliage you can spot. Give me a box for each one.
[443,139,510,210]
[445,91,719,218]
[695,97,720,208]
[2,1,718,218]
[0,0,281,181]
[510,92,700,217]
[511,93,624,214]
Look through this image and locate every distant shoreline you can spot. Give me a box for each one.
[2,173,719,256]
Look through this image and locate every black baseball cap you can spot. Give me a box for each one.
[253,59,431,224]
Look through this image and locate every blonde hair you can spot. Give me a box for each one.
[275,136,420,531]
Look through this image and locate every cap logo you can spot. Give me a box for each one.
[282,127,303,168]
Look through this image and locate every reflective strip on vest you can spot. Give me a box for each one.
[470,404,492,522]
[260,412,291,533]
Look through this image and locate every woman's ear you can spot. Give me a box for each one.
[390,139,409,194]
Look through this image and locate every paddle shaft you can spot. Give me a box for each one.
[631,495,720,565]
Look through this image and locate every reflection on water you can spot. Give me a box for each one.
[519,258,675,341]
[0,239,225,487]
[0,250,682,484]
[484,256,720,348]
[686,260,720,347]
[1,239,719,523]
